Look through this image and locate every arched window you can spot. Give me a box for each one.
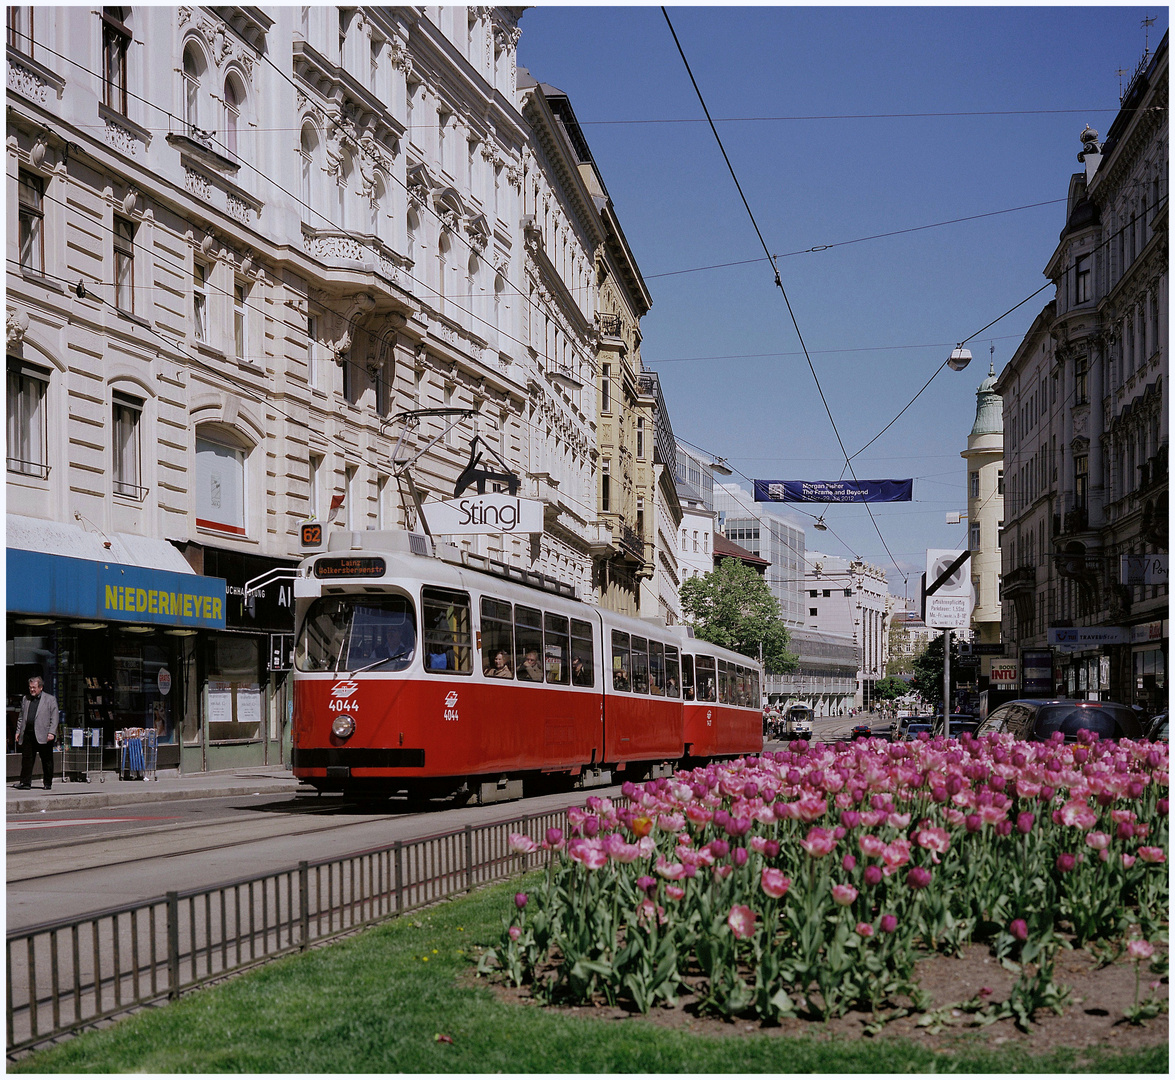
[182,45,204,135]
[371,175,386,239]
[196,427,250,536]
[437,231,451,304]
[299,123,318,214]
[223,74,243,157]
[406,207,419,263]
[337,150,353,228]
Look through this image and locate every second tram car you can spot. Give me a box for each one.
[291,530,763,802]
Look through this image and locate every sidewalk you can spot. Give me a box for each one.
[7,765,310,815]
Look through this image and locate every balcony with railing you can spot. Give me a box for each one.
[597,312,623,338]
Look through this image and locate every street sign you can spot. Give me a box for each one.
[1121,553,1168,586]
[923,549,974,629]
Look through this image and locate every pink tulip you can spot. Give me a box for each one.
[508,832,540,854]
[1127,939,1155,960]
[1009,918,1028,941]
[1084,831,1110,850]
[859,834,886,858]
[665,884,686,901]
[879,914,898,934]
[761,867,791,898]
[863,864,883,887]
[514,892,528,909]
[1055,853,1077,873]
[635,875,657,896]
[713,863,733,880]
[915,826,951,856]
[508,925,521,941]
[1059,800,1098,829]
[568,839,608,869]
[856,921,875,938]
[1016,812,1035,835]
[800,826,838,858]
[1138,846,1166,864]
[842,853,856,872]
[727,904,757,940]
[1122,853,1137,868]
[832,883,859,906]
[654,855,686,880]
[546,827,564,848]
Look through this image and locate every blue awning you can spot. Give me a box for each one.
[8,548,227,629]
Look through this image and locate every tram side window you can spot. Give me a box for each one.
[544,613,570,685]
[750,669,760,708]
[480,597,514,678]
[611,630,631,691]
[570,618,594,686]
[736,666,750,707]
[718,659,730,704]
[695,655,716,702]
[681,654,695,700]
[648,640,665,696]
[665,645,681,699]
[631,636,649,694]
[421,587,472,674]
[515,605,544,682]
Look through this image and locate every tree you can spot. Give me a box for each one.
[679,558,798,675]
[909,633,968,707]
[873,675,909,701]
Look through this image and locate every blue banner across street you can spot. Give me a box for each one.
[753,479,914,504]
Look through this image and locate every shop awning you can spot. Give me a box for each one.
[6,514,198,574]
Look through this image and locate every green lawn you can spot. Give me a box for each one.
[10,876,1167,1074]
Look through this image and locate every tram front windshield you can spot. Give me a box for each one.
[296,595,416,673]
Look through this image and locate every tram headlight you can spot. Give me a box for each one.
[331,715,355,739]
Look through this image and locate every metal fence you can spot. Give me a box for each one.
[7,804,576,1055]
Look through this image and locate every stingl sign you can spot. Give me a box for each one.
[427,493,544,535]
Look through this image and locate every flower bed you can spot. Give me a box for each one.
[480,732,1168,1028]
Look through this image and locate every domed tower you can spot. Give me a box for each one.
[961,359,1004,652]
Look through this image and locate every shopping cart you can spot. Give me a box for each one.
[117,727,158,781]
[63,726,105,783]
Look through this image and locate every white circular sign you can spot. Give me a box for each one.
[157,668,172,696]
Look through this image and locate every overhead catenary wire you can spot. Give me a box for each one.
[661,7,908,587]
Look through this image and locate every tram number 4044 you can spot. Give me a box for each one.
[329,698,359,713]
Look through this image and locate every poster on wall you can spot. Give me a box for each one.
[236,686,262,728]
[207,680,233,724]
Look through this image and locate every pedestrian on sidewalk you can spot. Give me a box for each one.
[16,675,59,790]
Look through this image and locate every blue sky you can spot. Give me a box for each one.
[516,4,1167,603]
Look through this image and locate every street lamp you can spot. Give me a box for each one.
[947,347,972,371]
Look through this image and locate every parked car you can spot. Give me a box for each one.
[933,713,980,738]
[901,722,933,741]
[1147,710,1168,742]
[974,699,1143,743]
[849,724,873,740]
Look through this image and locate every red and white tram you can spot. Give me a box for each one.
[291,530,763,802]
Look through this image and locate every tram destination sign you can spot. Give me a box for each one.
[313,556,387,579]
[427,493,544,535]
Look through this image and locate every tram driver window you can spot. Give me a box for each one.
[695,655,717,702]
[421,587,472,674]
[611,630,630,691]
[570,618,594,686]
[295,594,416,673]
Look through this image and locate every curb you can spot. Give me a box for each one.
[8,778,310,814]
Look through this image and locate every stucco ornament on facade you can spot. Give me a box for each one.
[6,308,30,350]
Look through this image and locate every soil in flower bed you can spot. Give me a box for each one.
[479,943,1169,1056]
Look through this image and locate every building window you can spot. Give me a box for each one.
[443,384,454,443]
[997,468,1004,495]
[18,170,44,275]
[101,8,130,115]
[345,464,358,530]
[1074,254,1091,304]
[969,521,981,550]
[636,418,645,460]
[969,470,979,498]
[681,528,687,550]
[308,452,323,520]
[6,360,49,478]
[306,314,318,389]
[182,45,203,135]
[233,279,250,361]
[1074,453,1088,509]
[196,435,246,535]
[702,533,708,553]
[1074,356,1088,405]
[375,360,390,418]
[601,461,610,512]
[601,363,611,414]
[193,262,208,343]
[692,530,699,552]
[300,125,316,212]
[112,390,143,498]
[997,520,1004,549]
[809,589,818,598]
[8,7,33,55]
[223,76,242,158]
[809,608,818,617]
[377,473,389,529]
[113,215,135,311]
